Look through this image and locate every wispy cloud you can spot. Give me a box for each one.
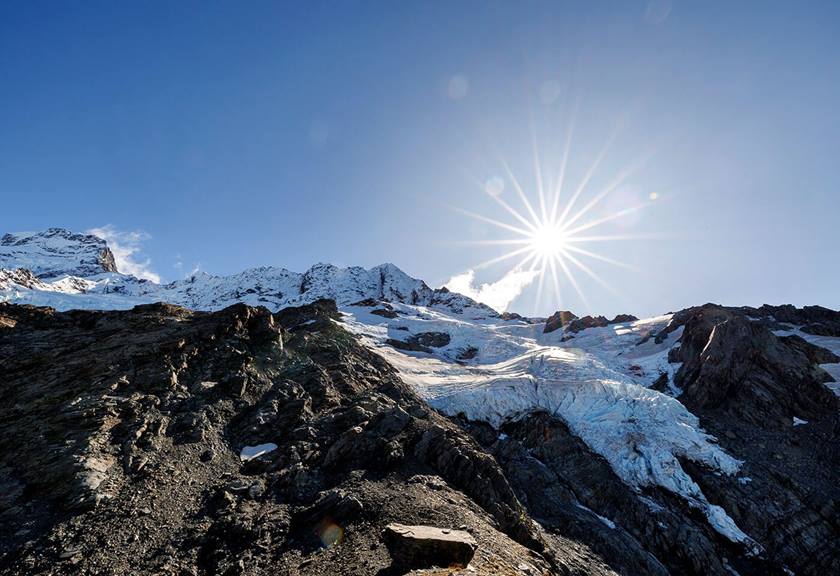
[443,268,538,312]
[87,225,161,283]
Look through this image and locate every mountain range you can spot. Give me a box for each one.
[1,228,839,576]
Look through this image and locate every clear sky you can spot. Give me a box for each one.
[1,1,838,317]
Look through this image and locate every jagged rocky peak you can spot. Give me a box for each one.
[543,310,578,333]
[656,303,840,427]
[0,228,117,279]
[543,309,639,334]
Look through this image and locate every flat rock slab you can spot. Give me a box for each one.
[382,523,477,570]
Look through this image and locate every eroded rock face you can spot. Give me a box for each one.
[3,297,838,576]
[667,305,837,426]
[381,523,477,571]
[635,303,840,575]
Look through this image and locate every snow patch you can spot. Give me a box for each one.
[239,443,278,462]
[576,503,617,529]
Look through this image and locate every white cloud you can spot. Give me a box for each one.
[443,268,538,312]
[87,225,161,283]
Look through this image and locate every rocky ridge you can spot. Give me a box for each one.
[0,229,494,320]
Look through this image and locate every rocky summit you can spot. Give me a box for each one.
[1,228,839,576]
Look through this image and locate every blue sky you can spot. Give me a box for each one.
[1,1,838,317]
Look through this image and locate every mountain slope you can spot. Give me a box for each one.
[2,228,839,575]
[0,300,612,576]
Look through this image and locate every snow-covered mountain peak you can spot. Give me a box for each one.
[0,228,495,317]
[0,228,118,279]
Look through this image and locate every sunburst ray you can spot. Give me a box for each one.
[450,205,533,237]
[503,161,542,225]
[563,244,637,271]
[472,244,533,270]
[448,110,655,313]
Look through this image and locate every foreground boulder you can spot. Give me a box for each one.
[381,523,477,571]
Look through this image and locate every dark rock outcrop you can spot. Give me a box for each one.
[739,304,840,336]
[386,331,451,353]
[371,308,399,319]
[566,315,611,333]
[385,338,432,353]
[500,311,532,322]
[543,310,578,333]
[544,311,638,335]
[666,305,837,427]
[409,331,450,348]
[456,345,479,361]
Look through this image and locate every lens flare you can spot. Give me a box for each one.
[318,520,344,548]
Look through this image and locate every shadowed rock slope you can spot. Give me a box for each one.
[0,300,616,576]
[656,304,840,574]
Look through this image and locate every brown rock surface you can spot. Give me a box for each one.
[381,523,477,570]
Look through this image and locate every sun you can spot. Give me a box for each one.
[530,224,567,258]
[451,119,655,313]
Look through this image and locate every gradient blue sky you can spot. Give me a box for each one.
[1,1,838,317]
